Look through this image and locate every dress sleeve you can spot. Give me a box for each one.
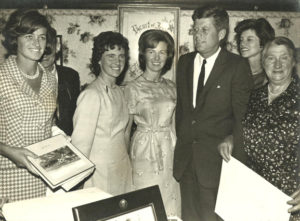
[71,88,100,158]
[124,84,138,115]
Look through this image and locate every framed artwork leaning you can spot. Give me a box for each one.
[118,4,179,83]
[72,185,168,221]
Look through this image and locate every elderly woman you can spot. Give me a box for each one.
[124,29,180,217]
[0,9,56,203]
[234,18,275,89]
[71,31,132,195]
[219,36,300,220]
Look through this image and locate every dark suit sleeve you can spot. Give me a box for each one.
[56,66,81,136]
[231,58,253,163]
[72,70,81,104]
[175,56,184,134]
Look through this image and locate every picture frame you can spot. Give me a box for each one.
[118,4,179,83]
[56,34,63,66]
[72,185,168,221]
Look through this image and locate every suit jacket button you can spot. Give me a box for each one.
[191,120,196,125]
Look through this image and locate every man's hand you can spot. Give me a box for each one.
[218,135,233,162]
[288,188,300,213]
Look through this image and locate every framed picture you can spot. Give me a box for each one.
[56,34,63,66]
[72,185,168,221]
[118,5,179,83]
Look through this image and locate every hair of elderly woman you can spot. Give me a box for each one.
[192,5,229,47]
[234,18,275,52]
[90,31,129,77]
[262,36,296,61]
[138,29,175,76]
[2,9,51,56]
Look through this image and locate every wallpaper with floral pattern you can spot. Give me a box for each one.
[0,8,299,85]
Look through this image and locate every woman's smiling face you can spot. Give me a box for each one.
[144,41,168,74]
[99,46,126,79]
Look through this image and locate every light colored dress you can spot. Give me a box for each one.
[124,75,181,217]
[0,56,57,202]
[72,76,132,196]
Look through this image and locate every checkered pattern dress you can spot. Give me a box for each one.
[0,56,57,202]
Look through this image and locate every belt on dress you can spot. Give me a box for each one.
[135,125,172,172]
[136,125,171,133]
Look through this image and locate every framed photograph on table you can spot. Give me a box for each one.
[72,185,168,221]
[118,5,179,83]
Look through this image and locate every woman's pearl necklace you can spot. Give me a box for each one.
[268,83,290,104]
[18,65,40,80]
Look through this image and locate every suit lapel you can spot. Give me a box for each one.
[195,49,228,110]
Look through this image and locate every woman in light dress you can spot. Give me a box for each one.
[124,29,181,217]
[71,31,132,195]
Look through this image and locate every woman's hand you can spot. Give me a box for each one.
[218,135,234,162]
[0,144,39,175]
[288,188,300,213]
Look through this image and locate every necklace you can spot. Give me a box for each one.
[252,67,263,76]
[18,65,40,80]
[141,74,161,83]
[267,83,289,104]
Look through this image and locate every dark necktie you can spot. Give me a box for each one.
[196,59,206,105]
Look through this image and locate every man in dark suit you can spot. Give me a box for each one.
[41,27,80,136]
[174,5,253,221]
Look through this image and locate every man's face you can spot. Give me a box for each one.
[41,48,56,69]
[193,17,224,58]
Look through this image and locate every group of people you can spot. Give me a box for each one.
[0,5,299,221]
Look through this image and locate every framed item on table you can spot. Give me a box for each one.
[72,185,168,221]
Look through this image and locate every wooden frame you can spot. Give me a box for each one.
[56,34,63,66]
[72,185,168,221]
[118,4,179,83]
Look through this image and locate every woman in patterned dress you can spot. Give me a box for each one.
[124,29,181,217]
[0,9,56,203]
[71,31,132,196]
[220,36,300,220]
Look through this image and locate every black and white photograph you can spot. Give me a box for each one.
[38,145,80,172]
[0,0,299,221]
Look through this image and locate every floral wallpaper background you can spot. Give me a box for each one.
[0,8,299,86]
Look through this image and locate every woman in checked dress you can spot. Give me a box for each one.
[0,9,56,203]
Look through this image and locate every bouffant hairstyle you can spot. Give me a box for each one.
[138,29,175,76]
[2,9,51,56]
[192,5,229,47]
[234,18,275,53]
[90,31,129,78]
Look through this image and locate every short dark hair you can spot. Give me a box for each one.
[43,26,57,56]
[262,36,296,61]
[192,5,229,46]
[138,29,175,76]
[2,9,51,56]
[234,18,275,53]
[90,31,129,79]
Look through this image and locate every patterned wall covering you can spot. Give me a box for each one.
[0,8,299,85]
